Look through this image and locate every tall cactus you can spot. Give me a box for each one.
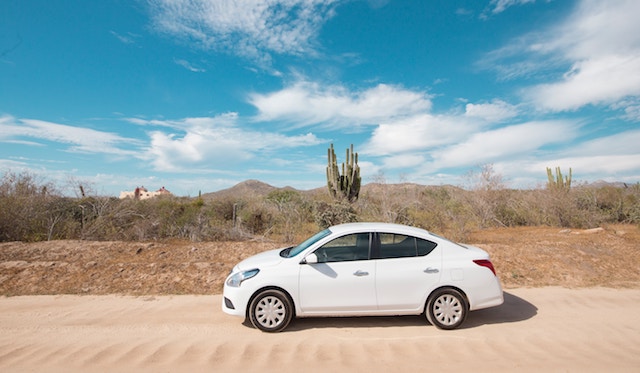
[326,144,361,203]
[546,166,572,190]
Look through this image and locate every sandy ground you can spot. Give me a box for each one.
[1,288,639,372]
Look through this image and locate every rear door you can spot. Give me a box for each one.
[374,233,442,311]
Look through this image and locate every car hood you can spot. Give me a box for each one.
[235,248,286,271]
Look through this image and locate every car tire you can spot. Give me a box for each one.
[426,288,468,330]
[248,289,293,332]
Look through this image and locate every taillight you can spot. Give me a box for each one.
[473,259,497,276]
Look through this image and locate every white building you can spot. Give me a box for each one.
[119,186,171,200]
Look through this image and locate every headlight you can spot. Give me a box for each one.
[226,268,260,287]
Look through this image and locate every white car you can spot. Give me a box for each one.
[222,222,503,332]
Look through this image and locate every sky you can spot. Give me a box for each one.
[1,0,639,197]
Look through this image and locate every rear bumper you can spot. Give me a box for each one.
[468,278,504,311]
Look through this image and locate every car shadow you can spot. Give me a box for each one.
[244,291,537,332]
[460,291,538,329]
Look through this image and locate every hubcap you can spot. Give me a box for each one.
[255,296,285,328]
[433,294,462,326]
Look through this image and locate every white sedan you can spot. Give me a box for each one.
[222,222,503,332]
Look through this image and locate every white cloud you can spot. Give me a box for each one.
[541,0,640,59]
[529,155,640,176]
[501,130,640,184]
[432,121,577,168]
[365,114,478,156]
[489,0,640,113]
[0,115,141,156]
[564,129,640,157]
[464,99,518,122]
[381,154,426,169]
[110,31,139,45]
[137,114,324,172]
[489,0,535,15]
[0,158,28,169]
[620,102,640,121]
[174,58,206,72]
[148,0,340,63]
[525,54,640,111]
[250,81,433,128]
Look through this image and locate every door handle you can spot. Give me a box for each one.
[353,270,369,276]
[423,267,439,274]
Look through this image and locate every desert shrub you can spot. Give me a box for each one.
[357,183,416,224]
[492,190,531,227]
[42,197,83,240]
[408,186,455,231]
[1,168,638,243]
[622,184,640,224]
[77,196,135,240]
[538,188,586,227]
[572,184,640,226]
[157,197,198,238]
[237,201,271,236]
[313,200,357,229]
[0,171,62,241]
[463,164,506,228]
[208,196,238,222]
[120,196,236,241]
[265,190,314,241]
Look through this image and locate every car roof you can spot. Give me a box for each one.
[328,222,432,237]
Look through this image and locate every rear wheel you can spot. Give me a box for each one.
[249,289,293,332]
[426,288,468,330]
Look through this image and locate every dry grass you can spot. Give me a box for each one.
[469,224,640,288]
[1,225,638,296]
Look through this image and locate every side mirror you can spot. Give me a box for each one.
[301,253,318,264]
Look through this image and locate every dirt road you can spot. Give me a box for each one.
[1,287,639,372]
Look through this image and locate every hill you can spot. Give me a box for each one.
[200,180,465,201]
[201,179,278,200]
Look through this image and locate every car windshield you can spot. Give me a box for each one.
[285,229,331,258]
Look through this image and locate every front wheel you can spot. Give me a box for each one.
[248,289,293,332]
[426,288,468,330]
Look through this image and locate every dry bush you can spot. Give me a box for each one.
[0,171,62,241]
[1,170,638,244]
[264,190,314,242]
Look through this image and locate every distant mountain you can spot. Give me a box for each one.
[583,180,631,188]
[201,179,466,201]
[200,178,633,202]
[201,180,278,200]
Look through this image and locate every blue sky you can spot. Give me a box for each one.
[1,0,639,197]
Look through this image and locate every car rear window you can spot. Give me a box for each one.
[377,234,437,258]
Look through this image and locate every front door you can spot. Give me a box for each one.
[298,233,376,314]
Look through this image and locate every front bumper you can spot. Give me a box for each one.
[221,282,251,317]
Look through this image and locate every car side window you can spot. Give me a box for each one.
[378,233,416,258]
[417,238,437,256]
[313,233,370,263]
[378,234,438,259]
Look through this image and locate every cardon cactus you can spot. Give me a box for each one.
[326,144,361,203]
[547,167,572,190]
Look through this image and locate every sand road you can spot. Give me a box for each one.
[1,288,639,372]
